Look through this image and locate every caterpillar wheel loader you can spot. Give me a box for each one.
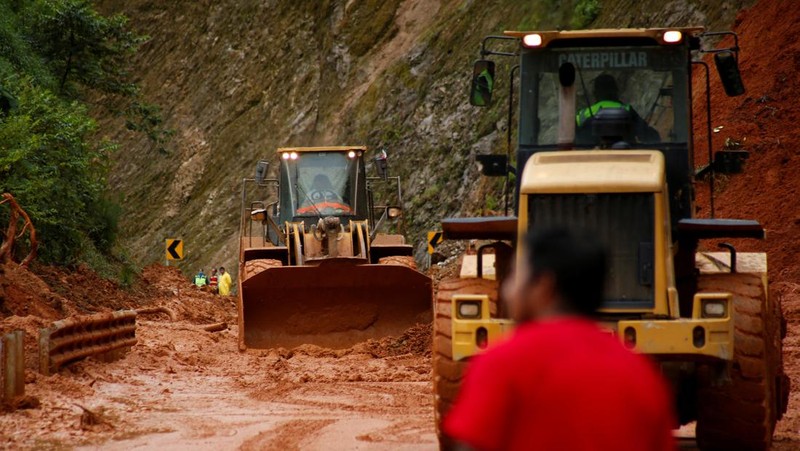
[434,28,788,450]
[237,146,431,350]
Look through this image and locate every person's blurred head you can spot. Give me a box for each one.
[219,266,226,273]
[198,268,204,273]
[502,227,607,322]
[593,73,619,101]
[211,268,217,275]
[312,174,334,190]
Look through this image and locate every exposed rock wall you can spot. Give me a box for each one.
[96,0,752,278]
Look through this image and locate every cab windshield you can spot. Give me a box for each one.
[283,152,357,217]
[519,45,690,148]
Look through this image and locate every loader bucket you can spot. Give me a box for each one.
[238,259,432,350]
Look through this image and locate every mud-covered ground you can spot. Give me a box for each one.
[3,0,800,448]
[4,324,435,450]
[0,263,437,449]
[1,257,799,450]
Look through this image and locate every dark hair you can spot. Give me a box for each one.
[593,73,619,101]
[525,227,607,316]
[219,266,225,271]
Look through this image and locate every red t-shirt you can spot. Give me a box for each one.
[444,317,676,451]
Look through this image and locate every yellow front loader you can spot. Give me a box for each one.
[238,146,431,350]
[434,28,788,451]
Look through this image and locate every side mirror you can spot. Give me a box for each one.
[714,52,745,97]
[254,160,269,184]
[374,149,388,180]
[387,207,403,219]
[476,154,508,177]
[469,60,495,107]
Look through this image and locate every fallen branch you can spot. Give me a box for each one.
[0,193,37,267]
[199,322,227,333]
[135,306,177,321]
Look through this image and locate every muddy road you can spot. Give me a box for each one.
[0,264,440,449]
[2,257,800,450]
[2,318,437,449]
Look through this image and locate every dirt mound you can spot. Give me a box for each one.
[139,264,236,325]
[0,263,71,321]
[692,0,800,281]
[34,264,146,313]
[354,323,432,358]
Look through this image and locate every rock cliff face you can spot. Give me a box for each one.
[95,0,752,278]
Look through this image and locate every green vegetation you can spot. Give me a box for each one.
[0,0,161,272]
[572,0,602,28]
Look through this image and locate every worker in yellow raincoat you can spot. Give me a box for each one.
[218,266,233,296]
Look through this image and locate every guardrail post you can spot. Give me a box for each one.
[2,330,25,402]
[39,327,51,376]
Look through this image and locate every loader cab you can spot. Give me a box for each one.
[277,147,369,228]
[514,29,696,225]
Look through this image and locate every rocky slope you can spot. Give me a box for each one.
[95,0,754,279]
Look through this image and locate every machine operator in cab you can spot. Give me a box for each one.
[576,73,661,145]
[296,174,352,216]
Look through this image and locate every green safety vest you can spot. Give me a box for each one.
[576,100,631,126]
[195,274,207,286]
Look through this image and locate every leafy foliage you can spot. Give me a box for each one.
[572,0,602,29]
[0,1,160,265]
[27,0,173,149]
[0,81,115,262]
[30,0,144,95]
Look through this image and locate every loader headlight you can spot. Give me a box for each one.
[387,207,402,219]
[701,299,727,318]
[522,33,543,48]
[457,301,481,319]
[662,30,683,44]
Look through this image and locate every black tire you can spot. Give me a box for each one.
[378,255,417,270]
[243,259,282,280]
[772,287,790,423]
[696,272,784,451]
[432,277,498,450]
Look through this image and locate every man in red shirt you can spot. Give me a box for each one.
[444,227,676,451]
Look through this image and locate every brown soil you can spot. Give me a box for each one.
[690,0,800,445]
[1,0,798,448]
[0,262,435,449]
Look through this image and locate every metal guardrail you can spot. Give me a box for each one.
[39,310,137,376]
[1,330,24,402]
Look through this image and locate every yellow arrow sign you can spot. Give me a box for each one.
[427,231,443,254]
[166,239,184,260]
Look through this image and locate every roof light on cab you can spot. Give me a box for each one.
[281,152,290,160]
[662,30,683,44]
[347,150,357,159]
[289,152,298,160]
[522,33,543,48]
